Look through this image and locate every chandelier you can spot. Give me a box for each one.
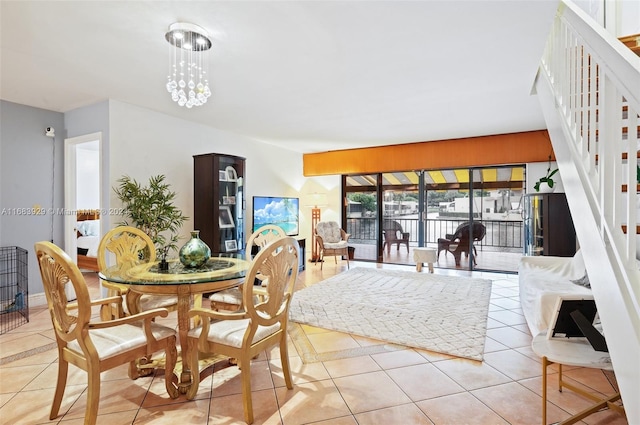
[165,23,212,108]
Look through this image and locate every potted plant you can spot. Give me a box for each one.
[534,158,559,193]
[114,174,188,269]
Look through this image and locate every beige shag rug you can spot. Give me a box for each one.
[289,267,493,361]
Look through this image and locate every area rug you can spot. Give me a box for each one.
[288,267,493,361]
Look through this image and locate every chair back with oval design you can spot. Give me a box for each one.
[35,241,178,425]
[246,224,286,260]
[187,237,300,424]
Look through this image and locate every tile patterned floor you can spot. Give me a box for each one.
[0,261,627,424]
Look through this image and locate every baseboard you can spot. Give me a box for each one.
[29,292,47,307]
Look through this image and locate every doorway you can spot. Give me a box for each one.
[63,133,102,268]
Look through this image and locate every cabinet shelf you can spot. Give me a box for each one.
[194,153,246,254]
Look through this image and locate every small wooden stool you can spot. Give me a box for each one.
[413,247,437,273]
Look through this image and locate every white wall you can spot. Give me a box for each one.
[107,100,308,251]
[526,160,565,193]
[76,143,100,209]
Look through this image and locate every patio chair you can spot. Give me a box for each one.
[34,241,178,425]
[382,220,410,254]
[315,221,350,270]
[437,221,486,266]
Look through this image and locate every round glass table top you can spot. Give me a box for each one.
[99,254,250,285]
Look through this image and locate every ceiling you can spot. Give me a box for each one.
[0,1,558,154]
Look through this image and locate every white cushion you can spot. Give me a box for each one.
[68,322,175,360]
[188,318,280,348]
[139,295,179,311]
[209,288,242,304]
[323,241,348,249]
[316,222,343,243]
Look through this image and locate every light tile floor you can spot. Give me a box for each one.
[0,261,627,425]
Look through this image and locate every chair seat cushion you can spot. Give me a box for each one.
[209,288,260,306]
[209,288,243,304]
[140,295,179,310]
[188,318,281,348]
[68,322,175,360]
[323,241,348,249]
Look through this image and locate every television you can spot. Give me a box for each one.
[252,196,300,236]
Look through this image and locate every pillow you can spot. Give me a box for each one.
[571,273,591,289]
[76,221,88,236]
[78,220,100,236]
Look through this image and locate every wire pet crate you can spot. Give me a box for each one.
[0,246,29,334]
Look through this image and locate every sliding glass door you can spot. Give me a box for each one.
[422,166,525,272]
[342,165,525,272]
[344,174,380,261]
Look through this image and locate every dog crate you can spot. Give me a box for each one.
[0,246,29,334]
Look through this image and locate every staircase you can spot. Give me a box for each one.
[533,1,640,423]
[619,33,640,57]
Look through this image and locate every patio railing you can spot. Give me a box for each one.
[346,217,523,251]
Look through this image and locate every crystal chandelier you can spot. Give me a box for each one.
[165,23,212,108]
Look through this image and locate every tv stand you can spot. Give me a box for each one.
[296,238,306,271]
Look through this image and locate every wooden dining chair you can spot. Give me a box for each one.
[34,241,179,425]
[209,224,286,311]
[97,226,179,319]
[187,237,300,424]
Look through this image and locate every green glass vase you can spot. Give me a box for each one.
[179,230,211,268]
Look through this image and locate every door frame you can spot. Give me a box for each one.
[63,132,103,264]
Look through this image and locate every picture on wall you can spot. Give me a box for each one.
[225,240,238,251]
[219,205,235,229]
[219,170,227,181]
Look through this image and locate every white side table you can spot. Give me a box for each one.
[413,247,437,273]
[531,332,625,425]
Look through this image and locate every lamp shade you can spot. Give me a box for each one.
[305,193,328,208]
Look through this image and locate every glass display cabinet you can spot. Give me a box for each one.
[523,193,576,257]
[193,153,245,254]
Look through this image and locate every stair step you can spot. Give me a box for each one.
[619,34,640,57]
[621,184,640,193]
[595,152,640,162]
[621,225,640,234]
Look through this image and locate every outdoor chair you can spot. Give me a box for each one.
[186,237,300,424]
[97,226,179,319]
[34,241,178,425]
[209,224,286,312]
[315,221,350,270]
[382,220,410,254]
[437,221,486,266]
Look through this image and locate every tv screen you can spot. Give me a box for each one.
[252,196,299,236]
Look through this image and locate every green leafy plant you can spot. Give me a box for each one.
[534,157,559,192]
[114,175,188,260]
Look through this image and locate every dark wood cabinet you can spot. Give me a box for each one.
[523,193,576,257]
[193,153,245,254]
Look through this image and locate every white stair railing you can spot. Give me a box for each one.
[534,1,640,422]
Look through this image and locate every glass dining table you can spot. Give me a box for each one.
[98,254,251,392]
